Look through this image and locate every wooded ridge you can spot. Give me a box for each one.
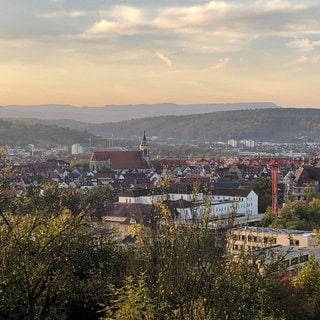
[4,107,320,145]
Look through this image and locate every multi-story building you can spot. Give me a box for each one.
[231,227,315,251]
[117,185,258,222]
[230,226,316,270]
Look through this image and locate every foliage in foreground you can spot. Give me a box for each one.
[1,174,320,319]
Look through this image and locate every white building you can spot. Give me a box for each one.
[71,144,83,155]
[118,186,258,222]
[241,139,255,148]
[227,139,238,148]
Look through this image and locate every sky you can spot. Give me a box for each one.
[1,0,320,107]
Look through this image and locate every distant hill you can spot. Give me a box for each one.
[0,119,99,148]
[36,107,320,143]
[3,107,320,146]
[0,102,279,123]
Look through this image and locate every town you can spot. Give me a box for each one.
[2,132,320,319]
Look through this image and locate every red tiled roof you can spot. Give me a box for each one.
[212,188,251,197]
[90,150,148,170]
[104,203,153,225]
[294,166,320,186]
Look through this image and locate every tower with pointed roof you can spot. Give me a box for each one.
[139,131,149,163]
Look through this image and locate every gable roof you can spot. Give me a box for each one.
[211,188,252,197]
[103,203,153,226]
[294,166,320,186]
[90,150,148,170]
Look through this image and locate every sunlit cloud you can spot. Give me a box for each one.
[255,0,306,11]
[87,19,118,34]
[286,38,320,51]
[284,55,308,68]
[156,51,172,67]
[209,57,230,70]
[86,6,146,35]
[39,11,92,19]
[81,0,319,54]
[1,0,320,107]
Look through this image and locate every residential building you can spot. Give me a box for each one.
[71,144,83,155]
[231,227,315,252]
[290,166,320,200]
[230,226,316,271]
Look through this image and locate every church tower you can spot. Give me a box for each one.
[139,131,149,163]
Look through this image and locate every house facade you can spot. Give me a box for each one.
[288,166,320,200]
[117,185,258,221]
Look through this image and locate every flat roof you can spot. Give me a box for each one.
[233,226,314,237]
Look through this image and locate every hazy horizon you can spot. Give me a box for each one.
[1,1,320,107]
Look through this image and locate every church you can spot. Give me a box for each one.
[89,132,150,172]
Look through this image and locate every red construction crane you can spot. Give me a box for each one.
[270,160,279,216]
[266,158,305,216]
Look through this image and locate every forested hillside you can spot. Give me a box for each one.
[78,108,320,142]
[4,108,320,146]
[0,119,99,148]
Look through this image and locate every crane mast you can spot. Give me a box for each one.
[271,161,279,216]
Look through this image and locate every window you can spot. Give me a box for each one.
[291,257,299,265]
[269,238,277,244]
[300,255,309,263]
[290,239,300,246]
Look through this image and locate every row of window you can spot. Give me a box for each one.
[285,254,309,267]
[216,196,246,201]
[234,234,301,247]
[212,203,252,213]
[234,234,277,244]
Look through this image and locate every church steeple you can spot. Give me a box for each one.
[139,131,149,162]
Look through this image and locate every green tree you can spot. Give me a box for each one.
[251,177,272,213]
[104,274,154,320]
[103,191,288,320]
[0,164,124,319]
[259,207,277,227]
[25,182,84,216]
[292,258,320,318]
[82,185,117,218]
[271,200,314,230]
[0,210,86,319]
[70,158,90,171]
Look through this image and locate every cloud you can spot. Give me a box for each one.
[255,0,306,11]
[81,0,320,55]
[39,10,93,19]
[284,55,308,68]
[0,38,35,48]
[87,19,118,34]
[156,51,172,67]
[4,0,320,66]
[286,38,320,51]
[86,5,146,35]
[209,57,230,70]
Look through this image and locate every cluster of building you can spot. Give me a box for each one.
[5,132,320,271]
